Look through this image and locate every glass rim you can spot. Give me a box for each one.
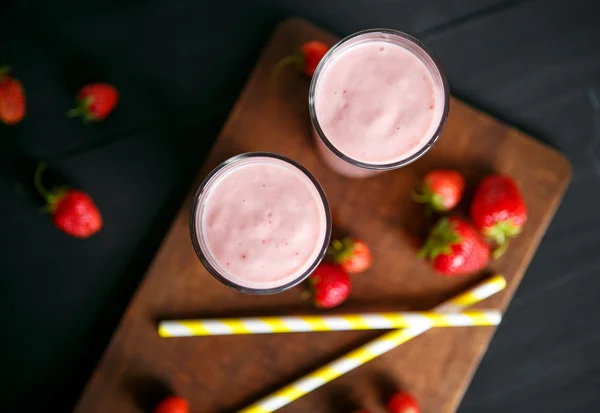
[308,28,450,171]
[189,152,332,295]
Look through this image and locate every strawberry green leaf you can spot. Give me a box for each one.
[484,220,522,258]
[418,218,461,260]
[327,237,355,264]
[412,182,447,212]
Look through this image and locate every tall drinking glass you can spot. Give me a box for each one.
[309,29,449,178]
[190,153,332,295]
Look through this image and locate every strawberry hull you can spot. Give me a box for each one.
[470,175,527,257]
[420,217,490,276]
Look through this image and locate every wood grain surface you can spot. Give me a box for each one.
[74,18,571,413]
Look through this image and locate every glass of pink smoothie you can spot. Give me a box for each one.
[309,29,449,178]
[190,153,331,294]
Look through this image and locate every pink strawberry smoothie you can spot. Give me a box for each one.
[312,36,446,172]
[193,155,330,292]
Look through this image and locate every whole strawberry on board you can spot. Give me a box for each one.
[470,175,527,258]
[154,396,189,413]
[388,391,420,413]
[419,217,490,276]
[34,162,103,238]
[413,169,465,212]
[0,66,26,125]
[327,237,372,274]
[308,262,351,309]
[68,83,118,122]
[272,40,329,80]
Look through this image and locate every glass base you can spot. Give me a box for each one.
[313,132,381,178]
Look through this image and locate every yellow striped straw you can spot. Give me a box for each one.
[236,274,506,413]
[158,310,501,337]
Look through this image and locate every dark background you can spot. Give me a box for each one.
[2,0,600,412]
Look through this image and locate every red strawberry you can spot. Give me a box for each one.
[154,396,189,413]
[470,175,527,258]
[34,162,103,238]
[327,237,372,274]
[300,41,329,76]
[308,263,351,309]
[272,40,329,80]
[419,217,490,276]
[387,391,420,413]
[51,190,103,238]
[413,170,465,212]
[68,83,118,122]
[0,66,26,125]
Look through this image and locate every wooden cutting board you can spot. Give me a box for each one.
[75,18,571,413]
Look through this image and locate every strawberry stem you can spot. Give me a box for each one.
[418,218,461,260]
[412,185,445,212]
[270,54,302,85]
[327,237,354,263]
[0,65,11,81]
[485,221,521,258]
[327,239,344,255]
[68,96,94,122]
[67,106,84,118]
[411,191,430,203]
[492,240,509,259]
[34,162,52,202]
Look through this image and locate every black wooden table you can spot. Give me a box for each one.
[2,0,599,412]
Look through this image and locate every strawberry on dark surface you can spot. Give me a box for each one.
[327,237,372,274]
[154,396,189,413]
[34,162,103,238]
[413,169,465,212]
[51,190,103,238]
[308,262,351,309]
[272,40,329,80]
[68,83,118,122]
[470,175,527,257]
[387,391,420,413]
[419,217,490,276]
[0,66,26,125]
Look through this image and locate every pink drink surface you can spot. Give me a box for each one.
[315,40,443,164]
[198,157,327,289]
